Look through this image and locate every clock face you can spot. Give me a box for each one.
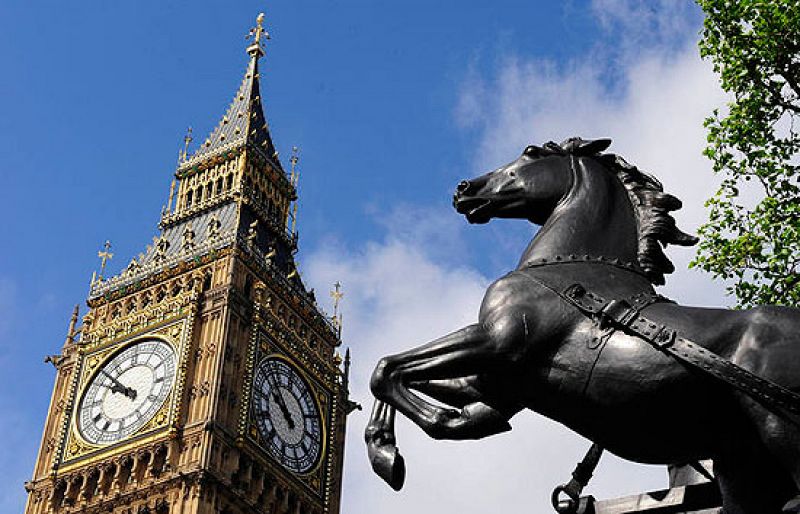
[77,339,177,445]
[252,357,323,474]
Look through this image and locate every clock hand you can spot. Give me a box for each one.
[273,390,296,430]
[100,369,138,400]
[266,373,295,430]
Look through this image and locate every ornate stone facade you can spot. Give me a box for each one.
[25,13,353,514]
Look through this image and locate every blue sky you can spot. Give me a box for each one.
[1,1,731,512]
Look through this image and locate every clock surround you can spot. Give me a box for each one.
[251,355,325,475]
[76,338,177,446]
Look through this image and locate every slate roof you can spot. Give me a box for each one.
[181,53,282,171]
[142,202,239,264]
[89,203,239,298]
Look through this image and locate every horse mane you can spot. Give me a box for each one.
[537,137,699,285]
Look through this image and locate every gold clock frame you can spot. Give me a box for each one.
[57,317,191,471]
[239,329,333,497]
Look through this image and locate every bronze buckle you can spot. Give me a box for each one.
[600,299,638,326]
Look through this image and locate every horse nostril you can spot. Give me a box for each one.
[456,180,471,195]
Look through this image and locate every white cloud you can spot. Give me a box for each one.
[305,5,736,513]
[457,39,729,307]
[590,0,700,55]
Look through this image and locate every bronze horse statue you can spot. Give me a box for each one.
[365,138,800,513]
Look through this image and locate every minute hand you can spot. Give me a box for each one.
[266,373,295,429]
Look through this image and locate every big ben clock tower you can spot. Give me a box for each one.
[24,13,356,514]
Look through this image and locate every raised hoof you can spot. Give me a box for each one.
[783,496,800,513]
[367,440,406,491]
[460,402,512,438]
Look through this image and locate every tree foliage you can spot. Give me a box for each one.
[693,0,800,307]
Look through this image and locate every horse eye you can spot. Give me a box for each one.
[524,146,539,157]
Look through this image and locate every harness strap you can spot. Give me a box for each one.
[561,283,800,417]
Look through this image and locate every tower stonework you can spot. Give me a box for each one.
[25,14,354,514]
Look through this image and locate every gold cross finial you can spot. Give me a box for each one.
[330,282,344,335]
[331,281,344,310]
[247,12,270,57]
[179,127,193,162]
[97,240,113,279]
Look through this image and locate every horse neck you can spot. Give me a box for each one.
[518,156,640,269]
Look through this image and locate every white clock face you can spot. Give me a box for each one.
[77,340,177,445]
[252,357,323,474]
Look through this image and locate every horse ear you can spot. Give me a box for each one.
[578,138,612,155]
[561,137,612,156]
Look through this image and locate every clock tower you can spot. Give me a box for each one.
[24,13,356,514]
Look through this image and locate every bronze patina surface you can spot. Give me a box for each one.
[365,138,800,514]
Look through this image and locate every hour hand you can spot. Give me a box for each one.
[100,370,137,400]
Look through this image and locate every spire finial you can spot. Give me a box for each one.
[97,240,113,280]
[179,127,193,163]
[330,281,344,336]
[65,304,79,346]
[289,145,300,185]
[246,12,270,58]
[290,145,299,170]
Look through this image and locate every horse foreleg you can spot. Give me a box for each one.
[364,400,405,490]
[365,376,516,490]
[410,376,484,408]
[370,322,523,442]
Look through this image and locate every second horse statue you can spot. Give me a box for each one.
[364,137,800,514]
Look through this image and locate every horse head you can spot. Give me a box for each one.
[453,138,612,225]
[454,137,698,285]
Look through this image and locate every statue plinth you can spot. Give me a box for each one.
[576,482,720,514]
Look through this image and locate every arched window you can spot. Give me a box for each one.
[185,190,193,208]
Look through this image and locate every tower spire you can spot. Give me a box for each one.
[180,12,281,171]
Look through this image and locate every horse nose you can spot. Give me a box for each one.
[456,180,472,195]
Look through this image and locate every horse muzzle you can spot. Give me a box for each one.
[453,195,493,223]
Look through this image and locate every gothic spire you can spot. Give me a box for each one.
[181,12,282,171]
